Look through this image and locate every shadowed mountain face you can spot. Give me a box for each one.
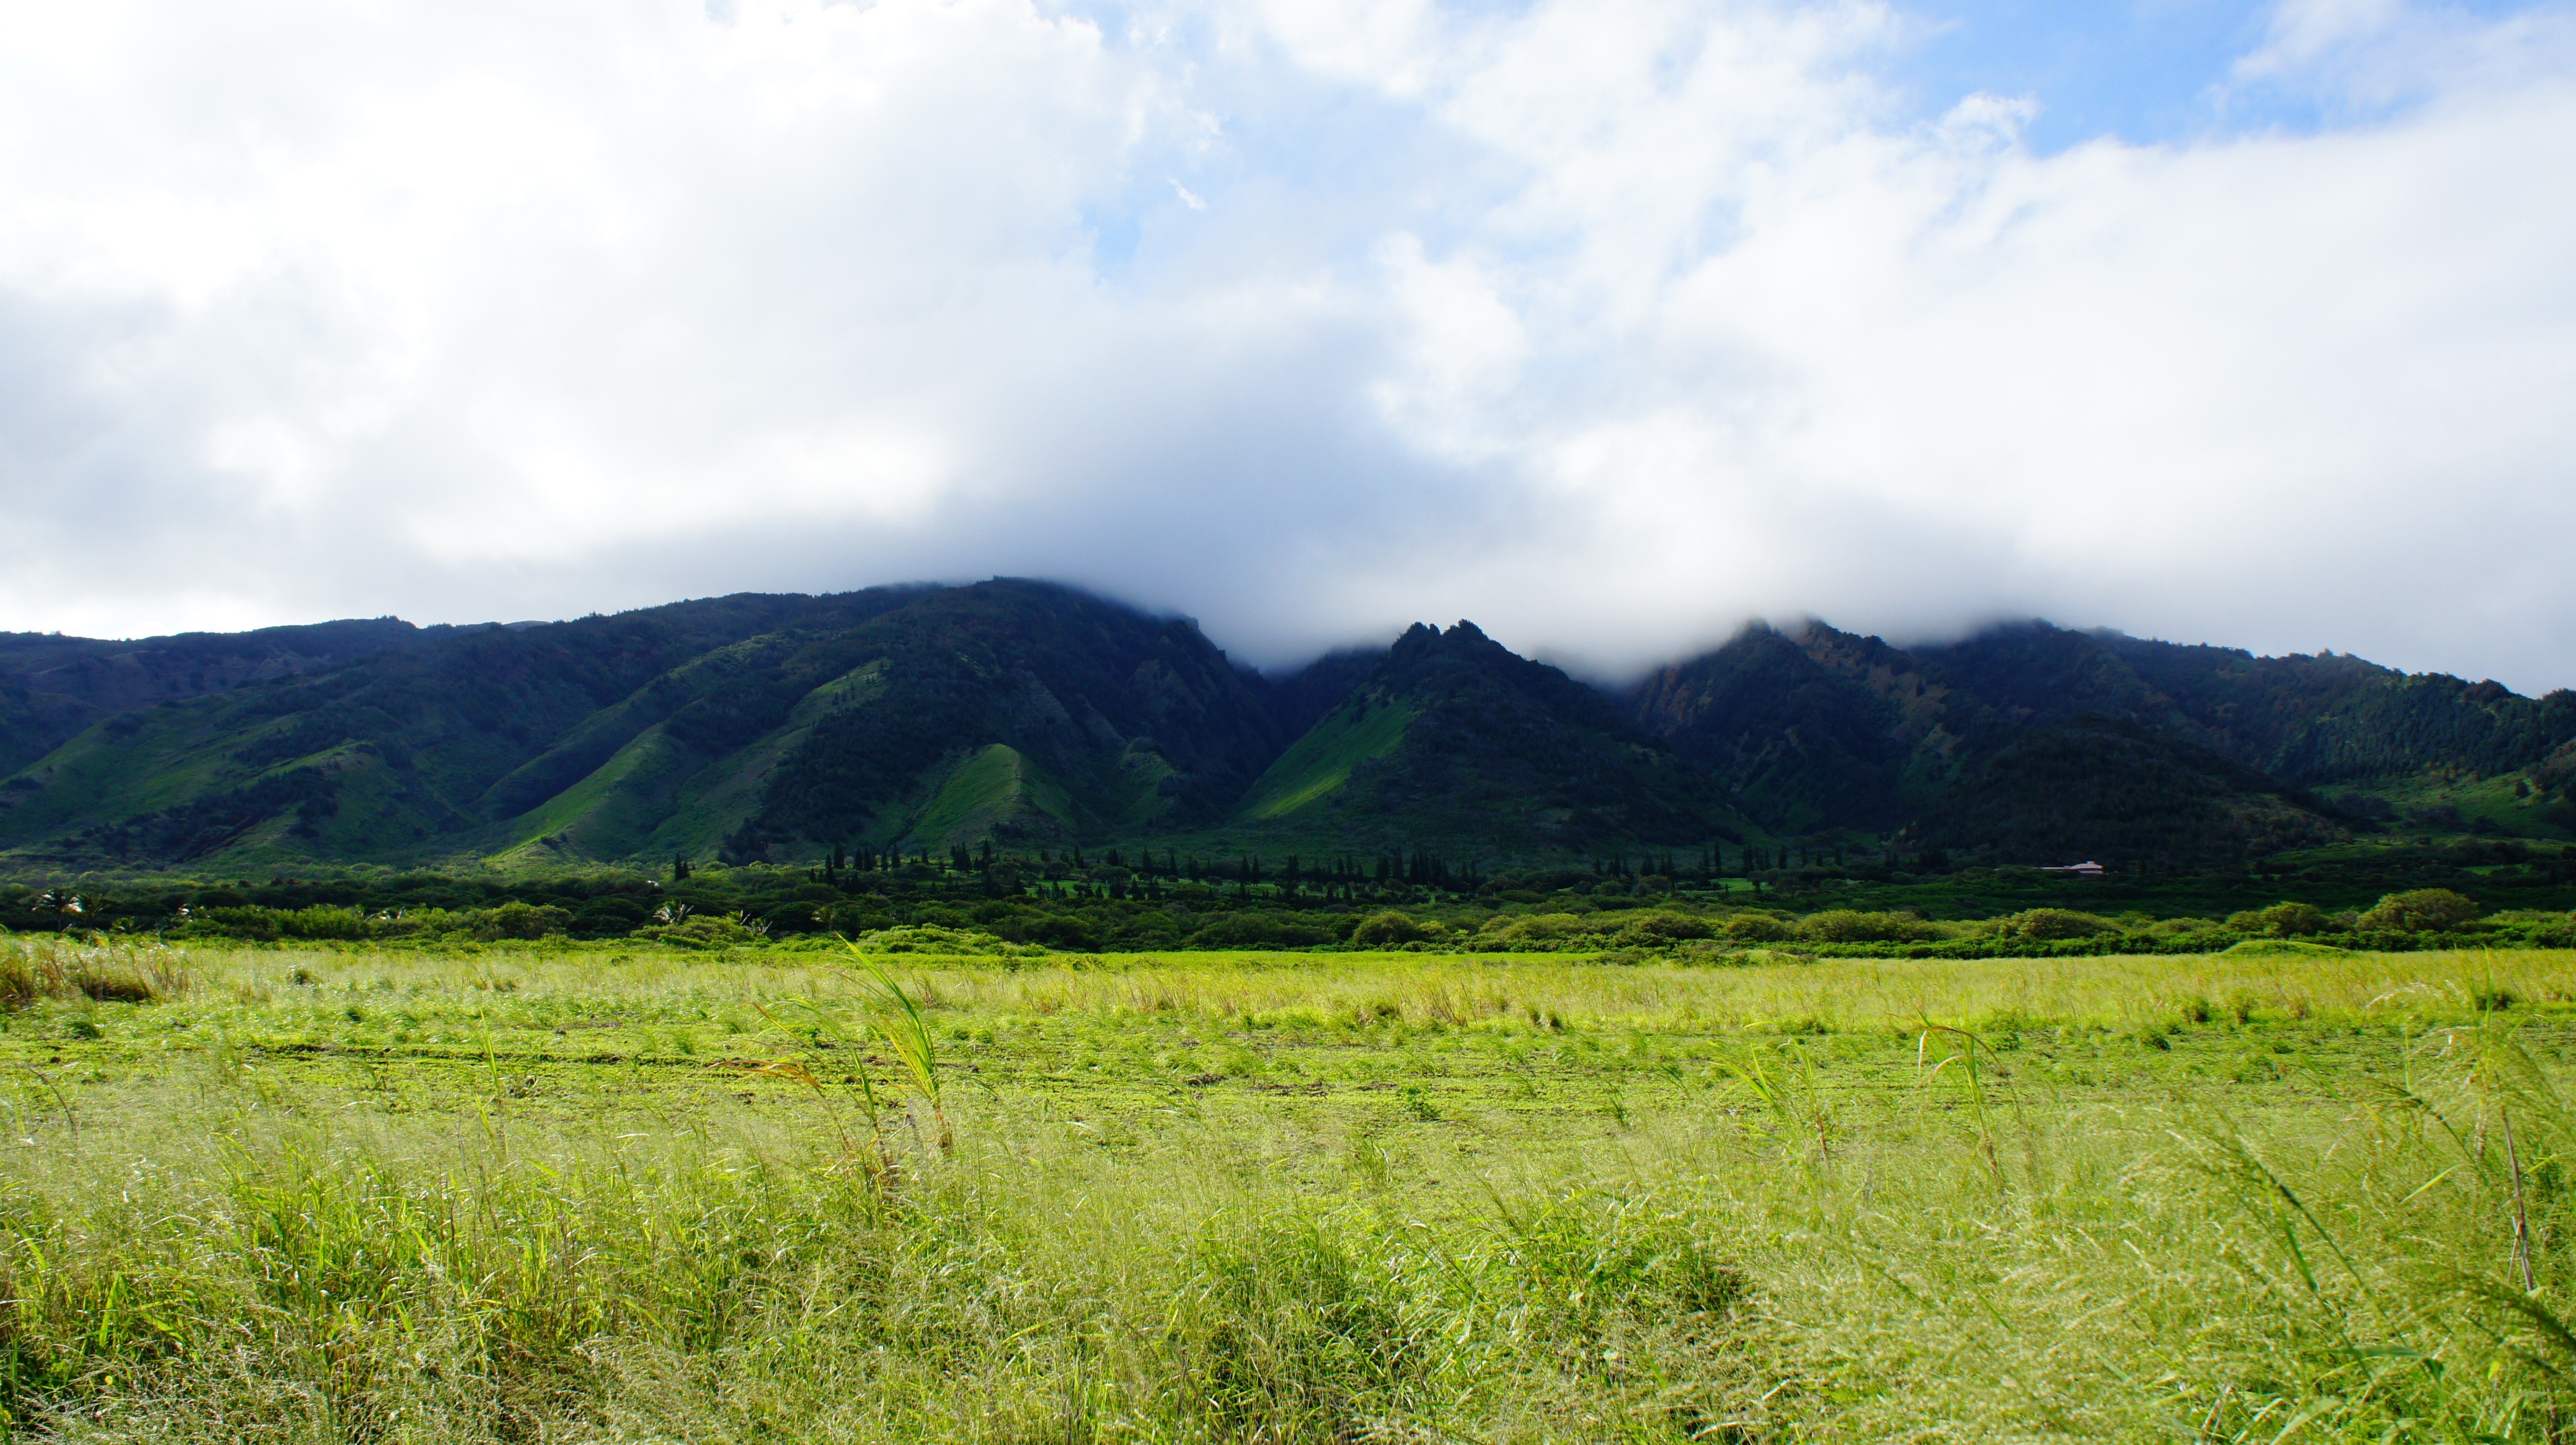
[1261,646,1384,741]
[1910,718,2348,868]
[3,588,2572,873]
[0,619,445,778]
[1911,623,2576,787]
[1236,622,1754,850]
[1629,618,2576,863]
[716,583,1284,857]
[1629,624,1924,834]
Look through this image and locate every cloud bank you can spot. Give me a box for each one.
[2,0,2573,689]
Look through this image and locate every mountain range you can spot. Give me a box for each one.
[3,579,2572,875]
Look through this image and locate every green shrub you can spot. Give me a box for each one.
[1472,913,1595,951]
[630,916,758,950]
[2225,901,2330,938]
[1797,909,1937,944]
[1188,915,1336,949]
[2220,939,2346,958]
[1613,910,1714,945]
[472,902,574,941]
[1028,914,1099,951]
[1722,913,1792,942]
[277,905,371,941]
[2001,908,2114,941]
[2358,888,2480,933]
[1486,912,1590,940]
[200,906,282,941]
[852,925,1048,958]
[1351,912,1432,947]
[572,896,653,936]
[2147,917,2221,939]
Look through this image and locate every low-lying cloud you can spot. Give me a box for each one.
[3,0,2572,690]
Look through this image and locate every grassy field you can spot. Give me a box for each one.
[6,938,2576,1441]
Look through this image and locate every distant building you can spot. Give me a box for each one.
[2040,860,2106,879]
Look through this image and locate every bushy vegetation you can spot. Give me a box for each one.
[7,938,2576,1438]
[7,836,2575,964]
[0,936,187,1009]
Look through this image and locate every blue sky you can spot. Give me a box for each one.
[1898,0,2535,146]
[1902,0,2274,146]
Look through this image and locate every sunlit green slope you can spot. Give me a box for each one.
[0,582,1281,872]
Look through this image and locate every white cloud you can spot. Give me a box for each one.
[1,0,2572,692]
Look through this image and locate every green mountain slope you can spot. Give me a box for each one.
[1631,623,1942,832]
[1239,622,1754,851]
[1235,698,1416,821]
[1910,716,2349,866]
[0,618,443,777]
[6,589,2572,876]
[1631,618,2576,858]
[0,591,854,868]
[710,581,1280,857]
[1915,623,2576,789]
[906,744,1079,849]
[0,582,1281,872]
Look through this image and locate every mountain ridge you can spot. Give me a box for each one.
[4,583,2572,875]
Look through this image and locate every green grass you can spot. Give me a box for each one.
[7,937,2576,1439]
[2325,769,2576,842]
[1234,700,1414,822]
[908,744,1078,850]
[0,710,245,845]
[486,724,709,866]
[482,646,879,866]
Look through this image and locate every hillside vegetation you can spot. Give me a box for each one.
[3,581,2573,878]
[0,583,1283,874]
[1633,618,2576,862]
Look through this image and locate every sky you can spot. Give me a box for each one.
[2,0,2573,692]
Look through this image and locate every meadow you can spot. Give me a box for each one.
[4,937,2576,1441]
